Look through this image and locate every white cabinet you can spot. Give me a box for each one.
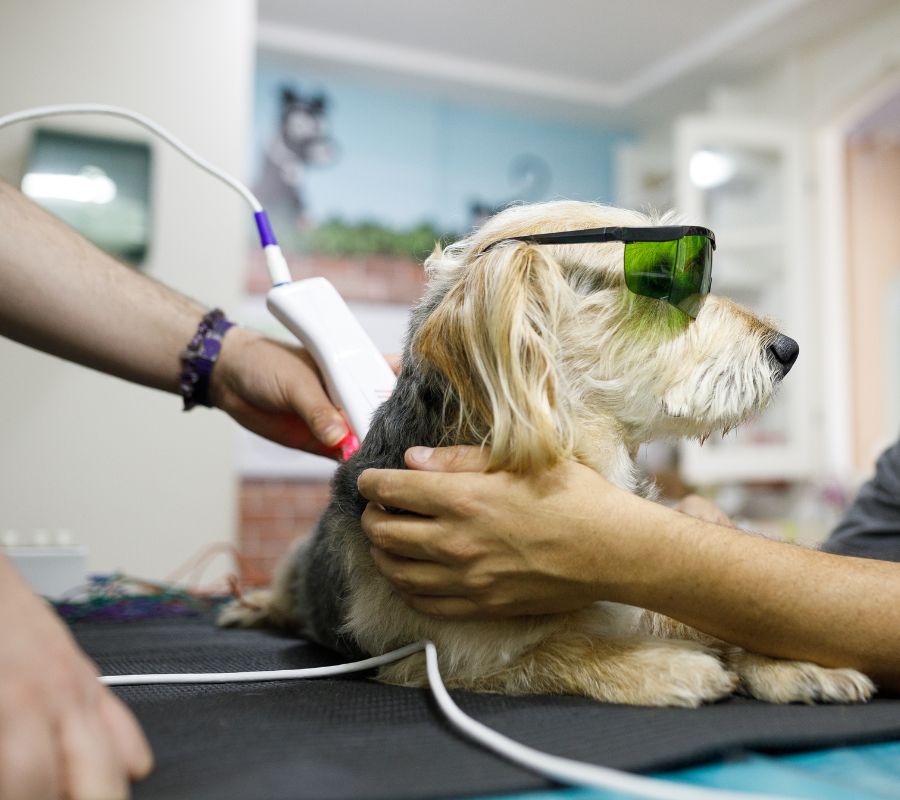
[675,116,815,484]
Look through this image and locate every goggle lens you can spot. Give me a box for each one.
[624,235,712,318]
[623,240,677,300]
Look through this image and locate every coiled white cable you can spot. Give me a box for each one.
[102,640,794,800]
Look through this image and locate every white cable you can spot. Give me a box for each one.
[99,641,425,686]
[100,639,796,800]
[422,643,791,800]
[0,103,263,212]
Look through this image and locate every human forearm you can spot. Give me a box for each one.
[360,446,900,691]
[0,179,202,392]
[602,499,900,690]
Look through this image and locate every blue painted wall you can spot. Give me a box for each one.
[254,65,633,233]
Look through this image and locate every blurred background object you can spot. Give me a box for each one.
[2,0,900,586]
[23,129,151,263]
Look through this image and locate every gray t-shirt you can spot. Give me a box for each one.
[821,436,900,562]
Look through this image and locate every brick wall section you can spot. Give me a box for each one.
[239,480,334,585]
[239,252,426,584]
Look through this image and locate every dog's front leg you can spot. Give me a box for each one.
[637,610,874,704]
[724,651,874,704]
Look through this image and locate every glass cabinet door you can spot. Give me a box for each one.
[675,116,814,484]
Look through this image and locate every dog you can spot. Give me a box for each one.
[221,201,874,707]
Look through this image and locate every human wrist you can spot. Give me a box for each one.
[585,493,686,607]
[179,308,236,410]
[207,325,258,411]
[606,502,742,615]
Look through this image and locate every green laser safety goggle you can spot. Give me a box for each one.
[483,225,716,319]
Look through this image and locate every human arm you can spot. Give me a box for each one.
[0,555,152,799]
[0,179,350,454]
[358,446,900,692]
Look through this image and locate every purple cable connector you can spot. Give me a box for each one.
[254,210,278,247]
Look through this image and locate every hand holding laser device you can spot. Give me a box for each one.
[0,104,396,456]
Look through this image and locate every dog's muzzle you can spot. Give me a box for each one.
[767,333,799,378]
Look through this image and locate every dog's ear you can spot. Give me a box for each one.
[414,242,574,473]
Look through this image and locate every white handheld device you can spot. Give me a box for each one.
[267,278,397,445]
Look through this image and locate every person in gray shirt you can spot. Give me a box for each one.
[822,437,900,562]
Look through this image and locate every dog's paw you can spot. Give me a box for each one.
[216,590,274,629]
[730,652,874,704]
[621,643,739,707]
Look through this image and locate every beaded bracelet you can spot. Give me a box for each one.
[179,308,235,411]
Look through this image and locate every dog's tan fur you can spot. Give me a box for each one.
[221,201,874,707]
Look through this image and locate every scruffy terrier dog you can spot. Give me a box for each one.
[222,201,874,707]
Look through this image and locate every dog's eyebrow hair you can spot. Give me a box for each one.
[587,270,618,289]
[471,239,514,259]
[471,237,557,260]
[568,266,619,294]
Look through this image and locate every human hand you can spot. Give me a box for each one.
[212,326,400,458]
[673,494,734,527]
[0,558,152,799]
[357,446,646,618]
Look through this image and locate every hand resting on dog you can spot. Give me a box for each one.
[359,445,900,693]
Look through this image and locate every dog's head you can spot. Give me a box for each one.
[410,201,797,481]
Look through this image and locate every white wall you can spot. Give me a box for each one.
[0,0,256,580]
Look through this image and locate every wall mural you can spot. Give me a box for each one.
[238,65,633,580]
[256,87,337,221]
[245,66,630,296]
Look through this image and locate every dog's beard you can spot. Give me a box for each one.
[665,362,777,444]
[659,356,778,440]
[561,299,781,451]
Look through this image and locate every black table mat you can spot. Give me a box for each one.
[73,614,900,800]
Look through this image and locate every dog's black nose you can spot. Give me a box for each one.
[767,333,799,378]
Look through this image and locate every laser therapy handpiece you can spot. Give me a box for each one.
[267,278,397,449]
[253,212,397,448]
[259,212,397,449]
[0,104,397,456]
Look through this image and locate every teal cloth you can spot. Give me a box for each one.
[475,740,900,800]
